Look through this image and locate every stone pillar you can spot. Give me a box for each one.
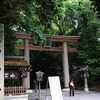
[24,39,30,89]
[62,42,69,88]
[22,78,26,86]
[84,77,89,92]
[0,24,4,100]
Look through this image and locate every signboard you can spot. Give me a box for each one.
[4,71,18,79]
[37,74,43,81]
[48,76,63,100]
[36,71,44,81]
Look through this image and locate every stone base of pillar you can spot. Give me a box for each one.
[26,89,33,93]
[62,87,69,91]
[84,87,89,92]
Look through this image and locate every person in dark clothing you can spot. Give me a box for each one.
[33,80,38,92]
[69,79,75,96]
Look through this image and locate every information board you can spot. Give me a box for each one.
[48,76,63,100]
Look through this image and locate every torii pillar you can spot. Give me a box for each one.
[62,42,69,89]
[24,39,30,88]
[14,32,31,89]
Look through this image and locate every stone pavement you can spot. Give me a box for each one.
[28,89,100,100]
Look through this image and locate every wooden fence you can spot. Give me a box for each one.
[4,86,26,95]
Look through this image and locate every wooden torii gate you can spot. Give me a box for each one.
[14,32,81,89]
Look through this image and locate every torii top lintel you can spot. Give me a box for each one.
[15,32,81,43]
[14,32,81,52]
[14,32,31,39]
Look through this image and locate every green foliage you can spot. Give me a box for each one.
[5,80,17,87]
[75,0,100,67]
[70,70,83,86]
[89,67,100,86]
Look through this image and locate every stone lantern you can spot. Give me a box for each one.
[78,65,90,92]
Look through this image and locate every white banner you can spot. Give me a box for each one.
[48,76,63,100]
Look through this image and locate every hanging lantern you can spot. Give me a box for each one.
[44,37,52,48]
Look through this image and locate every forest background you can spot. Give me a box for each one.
[1,0,100,90]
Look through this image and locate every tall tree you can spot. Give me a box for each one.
[1,0,100,87]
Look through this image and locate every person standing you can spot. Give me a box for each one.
[33,79,38,92]
[69,79,75,96]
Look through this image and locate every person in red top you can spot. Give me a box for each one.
[69,79,75,96]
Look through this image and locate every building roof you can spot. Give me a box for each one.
[4,59,31,68]
[78,67,90,72]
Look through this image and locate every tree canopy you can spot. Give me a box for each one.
[1,0,100,88]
